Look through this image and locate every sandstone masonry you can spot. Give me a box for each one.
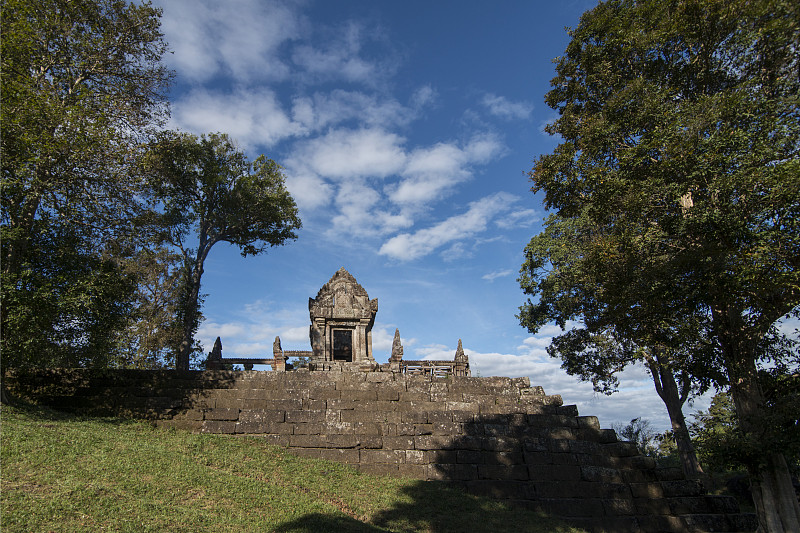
[4,368,757,533]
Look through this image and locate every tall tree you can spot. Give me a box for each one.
[518,0,800,530]
[1,0,171,368]
[147,133,302,370]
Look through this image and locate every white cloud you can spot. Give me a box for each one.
[281,326,310,344]
[291,90,414,132]
[170,87,304,150]
[378,192,518,261]
[388,133,505,207]
[482,269,513,282]
[496,208,539,229]
[482,93,534,120]
[410,85,437,110]
[157,0,301,83]
[291,21,397,86]
[296,128,407,180]
[284,171,333,211]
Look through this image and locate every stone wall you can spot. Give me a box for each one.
[3,369,757,533]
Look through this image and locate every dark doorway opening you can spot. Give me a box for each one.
[333,330,353,361]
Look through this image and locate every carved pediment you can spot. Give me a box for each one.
[309,267,377,317]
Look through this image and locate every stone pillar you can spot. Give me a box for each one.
[390,328,404,372]
[272,336,287,372]
[453,339,470,377]
[206,337,223,370]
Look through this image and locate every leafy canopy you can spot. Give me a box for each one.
[520,0,800,385]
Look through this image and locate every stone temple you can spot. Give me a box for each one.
[308,267,379,367]
[207,267,471,377]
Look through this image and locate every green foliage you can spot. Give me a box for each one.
[521,0,800,373]
[113,247,188,369]
[520,1,800,522]
[146,132,302,369]
[1,405,584,533]
[612,417,660,458]
[0,222,136,369]
[690,392,746,473]
[1,0,172,369]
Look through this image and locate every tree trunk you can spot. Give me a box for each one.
[729,372,800,533]
[0,381,11,405]
[176,257,204,371]
[647,357,706,479]
[715,310,800,533]
[749,453,800,533]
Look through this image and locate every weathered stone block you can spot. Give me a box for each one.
[445,401,474,411]
[483,451,524,466]
[349,422,383,437]
[269,399,303,411]
[661,480,705,497]
[289,434,326,448]
[681,514,732,533]
[291,423,324,435]
[239,410,285,424]
[339,390,378,402]
[340,410,376,424]
[527,464,581,481]
[414,435,456,450]
[544,498,605,518]
[285,409,325,423]
[360,449,404,464]
[581,465,623,483]
[635,497,673,515]
[382,436,415,450]
[449,410,474,423]
[204,408,240,421]
[326,398,358,410]
[478,464,528,481]
[325,434,361,448]
[576,415,599,429]
[307,387,339,400]
[201,420,236,434]
[303,399,326,410]
[606,441,640,457]
[399,392,429,402]
[456,450,483,464]
[404,450,427,464]
[630,482,666,499]
[376,389,400,401]
[481,437,520,452]
[365,372,394,382]
[432,421,461,436]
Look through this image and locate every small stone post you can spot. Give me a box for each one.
[453,339,470,377]
[206,337,223,370]
[389,328,404,372]
[272,336,287,372]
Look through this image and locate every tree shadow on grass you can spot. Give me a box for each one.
[273,513,386,533]
[272,478,582,533]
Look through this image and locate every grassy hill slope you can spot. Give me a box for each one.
[1,404,583,532]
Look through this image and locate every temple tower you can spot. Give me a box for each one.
[308,268,378,367]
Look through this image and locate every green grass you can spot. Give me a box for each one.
[1,404,584,532]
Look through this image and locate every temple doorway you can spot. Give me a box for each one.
[332,329,353,361]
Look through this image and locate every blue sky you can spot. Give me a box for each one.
[153,0,708,432]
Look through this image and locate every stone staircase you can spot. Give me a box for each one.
[4,368,758,533]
